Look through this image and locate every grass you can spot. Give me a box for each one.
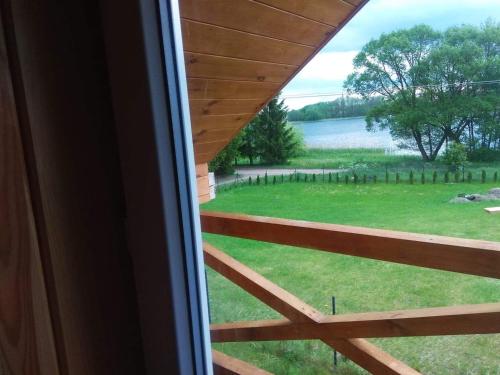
[202,181,500,374]
[236,148,500,179]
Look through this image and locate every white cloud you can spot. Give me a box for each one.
[294,51,358,81]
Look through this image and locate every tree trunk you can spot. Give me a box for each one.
[412,130,430,161]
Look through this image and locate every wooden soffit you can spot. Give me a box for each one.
[180,0,368,164]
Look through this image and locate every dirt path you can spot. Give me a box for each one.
[216,167,345,186]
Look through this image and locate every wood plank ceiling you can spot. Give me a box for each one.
[180,0,368,164]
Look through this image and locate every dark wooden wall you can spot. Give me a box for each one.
[1,1,145,373]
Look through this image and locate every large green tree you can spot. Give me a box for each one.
[251,96,303,164]
[345,22,500,161]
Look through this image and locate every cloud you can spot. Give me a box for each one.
[293,51,358,81]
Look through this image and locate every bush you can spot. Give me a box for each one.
[442,142,467,171]
[468,148,500,162]
[273,175,277,184]
[256,175,260,185]
[209,134,242,175]
[264,172,268,185]
[328,173,332,183]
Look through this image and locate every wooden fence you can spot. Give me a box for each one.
[201,211,500,374]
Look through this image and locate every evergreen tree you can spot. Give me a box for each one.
[253,96,303,164]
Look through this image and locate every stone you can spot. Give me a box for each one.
[489,188,500,197]
[449,197,471,204]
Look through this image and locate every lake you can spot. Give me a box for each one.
[291,117,397,150]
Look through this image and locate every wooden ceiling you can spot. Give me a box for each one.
[180,0,368,164]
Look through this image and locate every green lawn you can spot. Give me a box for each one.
[237,148,500,179]
[202,182,500,374]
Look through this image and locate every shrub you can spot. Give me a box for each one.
[468,148,500,162]
[281,174,284,183]
[273,175,276,184]
[442,142,467,171]
[264,172,268,185]
[256,175,260,185]
[328,173,332,183]
[248,176,252,185]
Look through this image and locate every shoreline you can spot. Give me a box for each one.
[289,115,365,124]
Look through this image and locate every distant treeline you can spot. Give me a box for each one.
[287,96,382,122]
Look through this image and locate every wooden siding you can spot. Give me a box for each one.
[180,0,368,163]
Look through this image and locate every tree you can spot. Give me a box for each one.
[208,134,241,175]
[345,22,500,161]
[287,96,382,122]
[253,96,303,164]
[238,120,259,165]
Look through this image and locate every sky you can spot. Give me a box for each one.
[282,0,500,109]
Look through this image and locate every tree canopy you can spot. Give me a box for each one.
[287,96,382,122]
[209,95,303,174]
[345,21,500,161]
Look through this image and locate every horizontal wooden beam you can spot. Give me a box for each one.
[204,243,421,374]
[212,350,272,375]
[200,211,500,278]
[211,303,500,342]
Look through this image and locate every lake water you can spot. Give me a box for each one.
[291,117,397,150]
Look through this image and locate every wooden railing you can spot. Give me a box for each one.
[201,211,500,374]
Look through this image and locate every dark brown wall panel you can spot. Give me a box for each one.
[0,13,59,375]
[3,1,145,374]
